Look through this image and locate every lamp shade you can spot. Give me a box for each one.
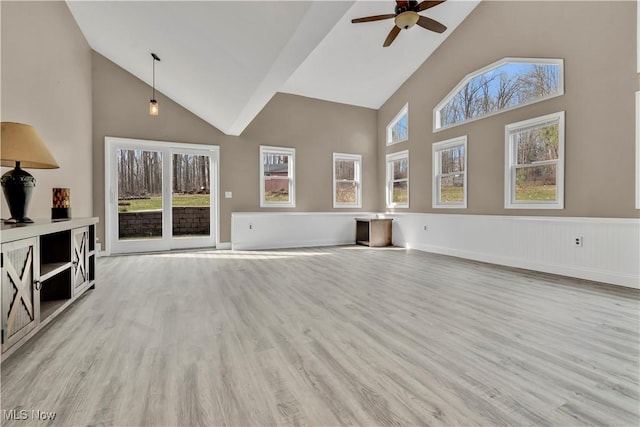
[1,122,60,169]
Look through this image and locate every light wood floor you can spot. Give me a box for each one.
[1,246,638,426]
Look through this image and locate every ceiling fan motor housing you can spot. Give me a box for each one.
[395,0,419,15]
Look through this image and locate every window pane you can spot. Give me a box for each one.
[515,164,556,201]
[515,122,559,165]
[440,146,465,174]
[438,60,562,128]
[117,149,163,240]
[335,160,355,181]
[264,178,290,202]
[172,154,210,238]
[440,174,464,203]
[393,159,408,180]
[264,154,289,176]
[336,181,357,204]
[391,114,408,142]
[392,181,408,204]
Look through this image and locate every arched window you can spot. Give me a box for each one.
[434,58,563,131]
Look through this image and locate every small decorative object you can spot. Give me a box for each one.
[52,188,71,220]
[1,122,60,223]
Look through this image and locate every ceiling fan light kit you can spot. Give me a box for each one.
[395,11,419,30]
[351,0,448,47]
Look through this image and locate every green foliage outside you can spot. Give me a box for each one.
[393,188,408,204]
[440,187,464,203]
[516,184,556,201]
[119,194,210,212]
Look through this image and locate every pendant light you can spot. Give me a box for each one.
[149,53,161,116]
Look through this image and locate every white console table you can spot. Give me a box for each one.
[1,217,98,359]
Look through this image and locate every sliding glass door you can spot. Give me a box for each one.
[105,137,218,254]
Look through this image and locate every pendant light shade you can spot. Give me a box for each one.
[149,99,158,116]
[150,53,160,116]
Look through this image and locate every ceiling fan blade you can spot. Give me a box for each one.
[383,26,401,47]
[351,14,396,24]
[416,15,447,33]
[417,1,447,12]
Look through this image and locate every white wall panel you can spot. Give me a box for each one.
[232,212,376,250]
[390,213,640,289]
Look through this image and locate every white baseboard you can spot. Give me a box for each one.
[217,242,232,250]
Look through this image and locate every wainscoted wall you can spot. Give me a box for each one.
[389,213,639,289]
[231,212,639,289]
[231,212,375,250]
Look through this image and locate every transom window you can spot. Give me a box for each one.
[386,104,408,145]
[434,58,564,131]
[386,150,409,208]
[260,146,295,208]
[433,136,467,208]
[333,153,362,208]
[505,111,564,209]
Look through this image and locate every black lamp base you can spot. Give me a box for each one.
[1,162,35,224]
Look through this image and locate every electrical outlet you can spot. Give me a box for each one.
[574,236,583,247]
[249,224,254,230]
[423,225,428,231]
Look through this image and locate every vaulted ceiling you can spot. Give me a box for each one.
[67,0,480,136]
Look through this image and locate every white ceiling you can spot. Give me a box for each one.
[67,0,480,136]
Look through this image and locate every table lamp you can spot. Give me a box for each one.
[1,122,60,223]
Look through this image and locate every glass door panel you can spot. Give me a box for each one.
[106,138,218,255]
[172,153,211,238]
[117,149,163,241]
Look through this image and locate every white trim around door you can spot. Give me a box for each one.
[105,137,220,255]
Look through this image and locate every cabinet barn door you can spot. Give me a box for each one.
[72,227,89,292]
[1,238,39,352]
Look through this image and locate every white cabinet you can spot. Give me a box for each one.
[1,218,97,358]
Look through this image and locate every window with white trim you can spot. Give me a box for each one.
[505,111,564,209]
[386,150,409,208]
[333,153,362,208]
[386,104,408,145]
[433,136,467,208]
[260,145,295,208]
[434,58,564,131]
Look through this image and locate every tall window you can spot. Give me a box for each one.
[434,58,563,131]
[260,146,295,208]
[505,111,564,209]
[333,153,362,208]
[433,136,467,208]
[386,150,409,208]
[386,104,409,145]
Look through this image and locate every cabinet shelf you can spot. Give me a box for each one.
[40,262,71,281]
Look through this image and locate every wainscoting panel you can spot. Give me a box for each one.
[390,213,639,289]
[231,212,376,250]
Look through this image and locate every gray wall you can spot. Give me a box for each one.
[1,1,93,219]
[92,53,378,245]
[378,0,639,218]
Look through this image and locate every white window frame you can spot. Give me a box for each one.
[333,153,362,208]
[386,103,409,145]
[434,57,564,132]
[504,111,565,209]
[433,136,468,209]
[386,150,409,209]
[260,145,295,208]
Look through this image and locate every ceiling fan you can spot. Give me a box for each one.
[351,0,448,47]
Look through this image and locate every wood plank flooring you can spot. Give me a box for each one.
[1,246,638,426]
